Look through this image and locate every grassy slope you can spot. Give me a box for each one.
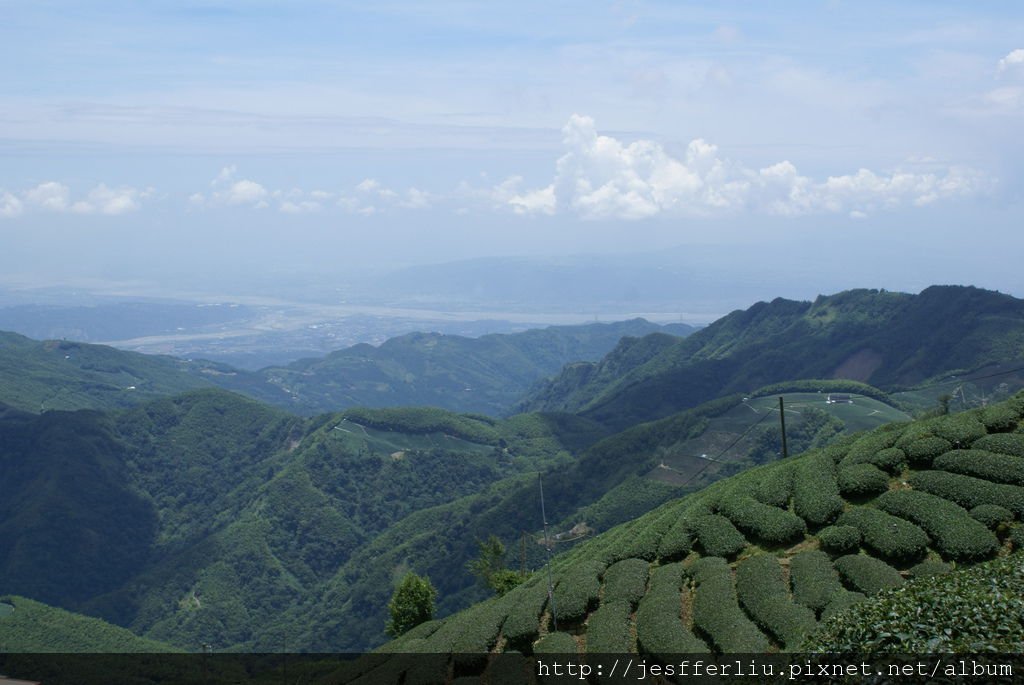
[0,595,175,652]
[373,392,1024,677]
[518,286,1024,431]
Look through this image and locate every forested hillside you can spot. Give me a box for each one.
[518,286,1024,430]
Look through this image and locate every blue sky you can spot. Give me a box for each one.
[1,1,1022,299]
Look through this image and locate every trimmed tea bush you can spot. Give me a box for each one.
[617,509,676,562]
[932,412,986,448]
[969,504,1014,529]
[843,433,898,467]
[793,451,844,527]
[691,514,748,558]
[876,489,999,561]
[753,463,794,508]
[805,553,1024,652]
[908,559,951,578]
[909,470,1024,518]
[834,554,903,596]
[818,525,861,554]
[601,558,649,608]
[501,580,550,650]
[656,516,693,561]
[820,589,866,622]
[584,599,632,653]
[973,433,1024,458]
[690,556,770,653]
[837,463,890,497]
[717,494,806,545]
[902,436,953,466]
[980,404,1019,432]
[790,550,844,613]
[534,631,577,654]
[553,560,605,625]
[1010,526,1024,551]
[933,449,1024,487]
[635,562,708,655]
[836,508,928,561]
[735,555,817,649]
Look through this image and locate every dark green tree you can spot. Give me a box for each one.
[385,572,437,637]
[467,535,526,596]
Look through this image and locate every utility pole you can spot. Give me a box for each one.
[779,396,789,459]
[539,474,558,631]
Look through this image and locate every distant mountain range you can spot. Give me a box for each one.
[0,318,694,416]
[517,286,1024,430]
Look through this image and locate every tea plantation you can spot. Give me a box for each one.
[362,392,1024,678]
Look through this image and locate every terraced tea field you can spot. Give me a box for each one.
[362,393,1024,680]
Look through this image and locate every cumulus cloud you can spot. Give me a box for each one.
[25,182,71,211]
[71,184,154,215]
[997,49,1024,75]
[1,181,151,217]
[498,115,992,220]
[0,191,23,218]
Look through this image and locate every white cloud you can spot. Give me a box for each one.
[220,179,268,206]
[71,184,153,215]
[997,49,1024,75]
[356,178,380,193]
[9,181,151,216]
[279,200,322,214]
[501,115,992,220]
[25,181,70,211]
[0,191,23,218]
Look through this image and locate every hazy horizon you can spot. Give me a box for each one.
[2,2,1022,309]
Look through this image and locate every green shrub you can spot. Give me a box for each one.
[691,514,748,558]
[804,553,1024,652]
[584,599,632,653]
[973,433,1024,458]
[837,463,890,497]
[690,557,770,652]
[501,580,550,650]
[1011,526,1024,551]
[752,463,794,508]
[793,451,844,527]
[634,562,708,655]
[933,449,1024,487]
[533,631,577,654]
[902,436,953,466]
[553,560,605,625]
[908,559,951,578]
[970,504,1014,529]
[601,558,649,608]
[656,515,693,561]
[819,589,866,623]
[876,490,999,561]
[716,494,806,545]
[836,508,928,561]
[842,433,898,468]
[909,470,1024,518]
[616,508,676,562]
[735,555,818,649]
[980,404,1019,432]
[818,525,861,554]
[833,554,903,596]
[932,412,986,448]
[790,550,844,614]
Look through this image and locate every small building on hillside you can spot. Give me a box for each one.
[826,394,853,404]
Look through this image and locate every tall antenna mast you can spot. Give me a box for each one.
[778,396,789,459]
[539,474,558,631]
